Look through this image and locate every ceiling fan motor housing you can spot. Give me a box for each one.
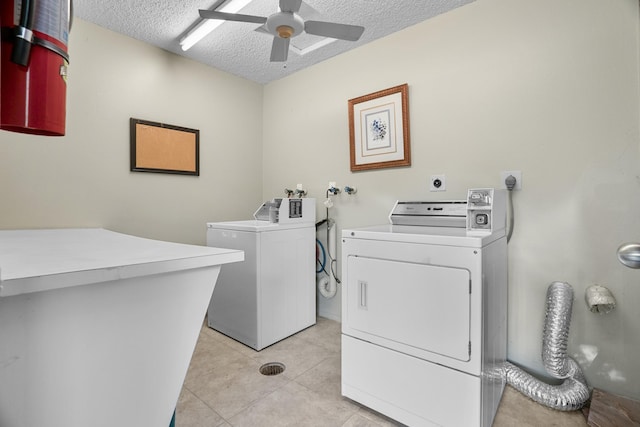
[266,12,304,38]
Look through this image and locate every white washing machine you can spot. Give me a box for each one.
[207,198,316,350]
[341,195,507,427]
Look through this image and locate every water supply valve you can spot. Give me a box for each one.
[294,183,307,197]
[344,186,357,195]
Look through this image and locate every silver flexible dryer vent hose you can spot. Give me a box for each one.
[504,281,590,411]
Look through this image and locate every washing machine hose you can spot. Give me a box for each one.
[317,275,336,299]
[316,238,336,298]
[316,238,326,273]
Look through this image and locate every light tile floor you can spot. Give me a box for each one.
[177,317,589,427]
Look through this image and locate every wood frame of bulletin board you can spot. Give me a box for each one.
[130,118,200,176]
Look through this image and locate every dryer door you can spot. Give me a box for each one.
[344,256,471,362]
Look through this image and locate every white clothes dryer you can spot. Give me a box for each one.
[341,199,507,427]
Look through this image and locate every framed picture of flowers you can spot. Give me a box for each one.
[348,83,411,172]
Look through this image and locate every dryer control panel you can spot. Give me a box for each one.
[388,189,506,234]
[389,201,467,227]
[466,188,506,234]
[253,198,316,224]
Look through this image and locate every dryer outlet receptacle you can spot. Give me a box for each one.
[500,171,522,190]
[430,175,446,192]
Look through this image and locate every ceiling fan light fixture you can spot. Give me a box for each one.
[266,11,304,39]
[277,25,294,38]
[179,0,253,51]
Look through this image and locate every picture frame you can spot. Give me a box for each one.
[348,83,411,172]
[130,118,200,176]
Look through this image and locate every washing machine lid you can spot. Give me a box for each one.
[343,224,504,248]
[206,220,311,232]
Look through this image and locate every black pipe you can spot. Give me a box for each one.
[11,0,37,66]
[69,0,74,32]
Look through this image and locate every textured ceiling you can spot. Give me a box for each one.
[73,0,475,84]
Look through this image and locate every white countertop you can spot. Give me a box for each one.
[0,228,244,297]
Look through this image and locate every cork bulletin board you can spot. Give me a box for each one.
[130,118,199,176]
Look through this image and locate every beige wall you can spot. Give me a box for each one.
[263,0,640,399]
[0,19,264,245]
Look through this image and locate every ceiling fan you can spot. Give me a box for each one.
[199,0,365,62]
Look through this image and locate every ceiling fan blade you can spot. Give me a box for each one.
[254,24,270,35]
[199,10,267,24]
[279,0,302,13]
[270,36,290,62]
[304,21,364,41]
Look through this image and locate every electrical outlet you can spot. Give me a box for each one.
[500,171,522,190]
[430,175,446,192]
